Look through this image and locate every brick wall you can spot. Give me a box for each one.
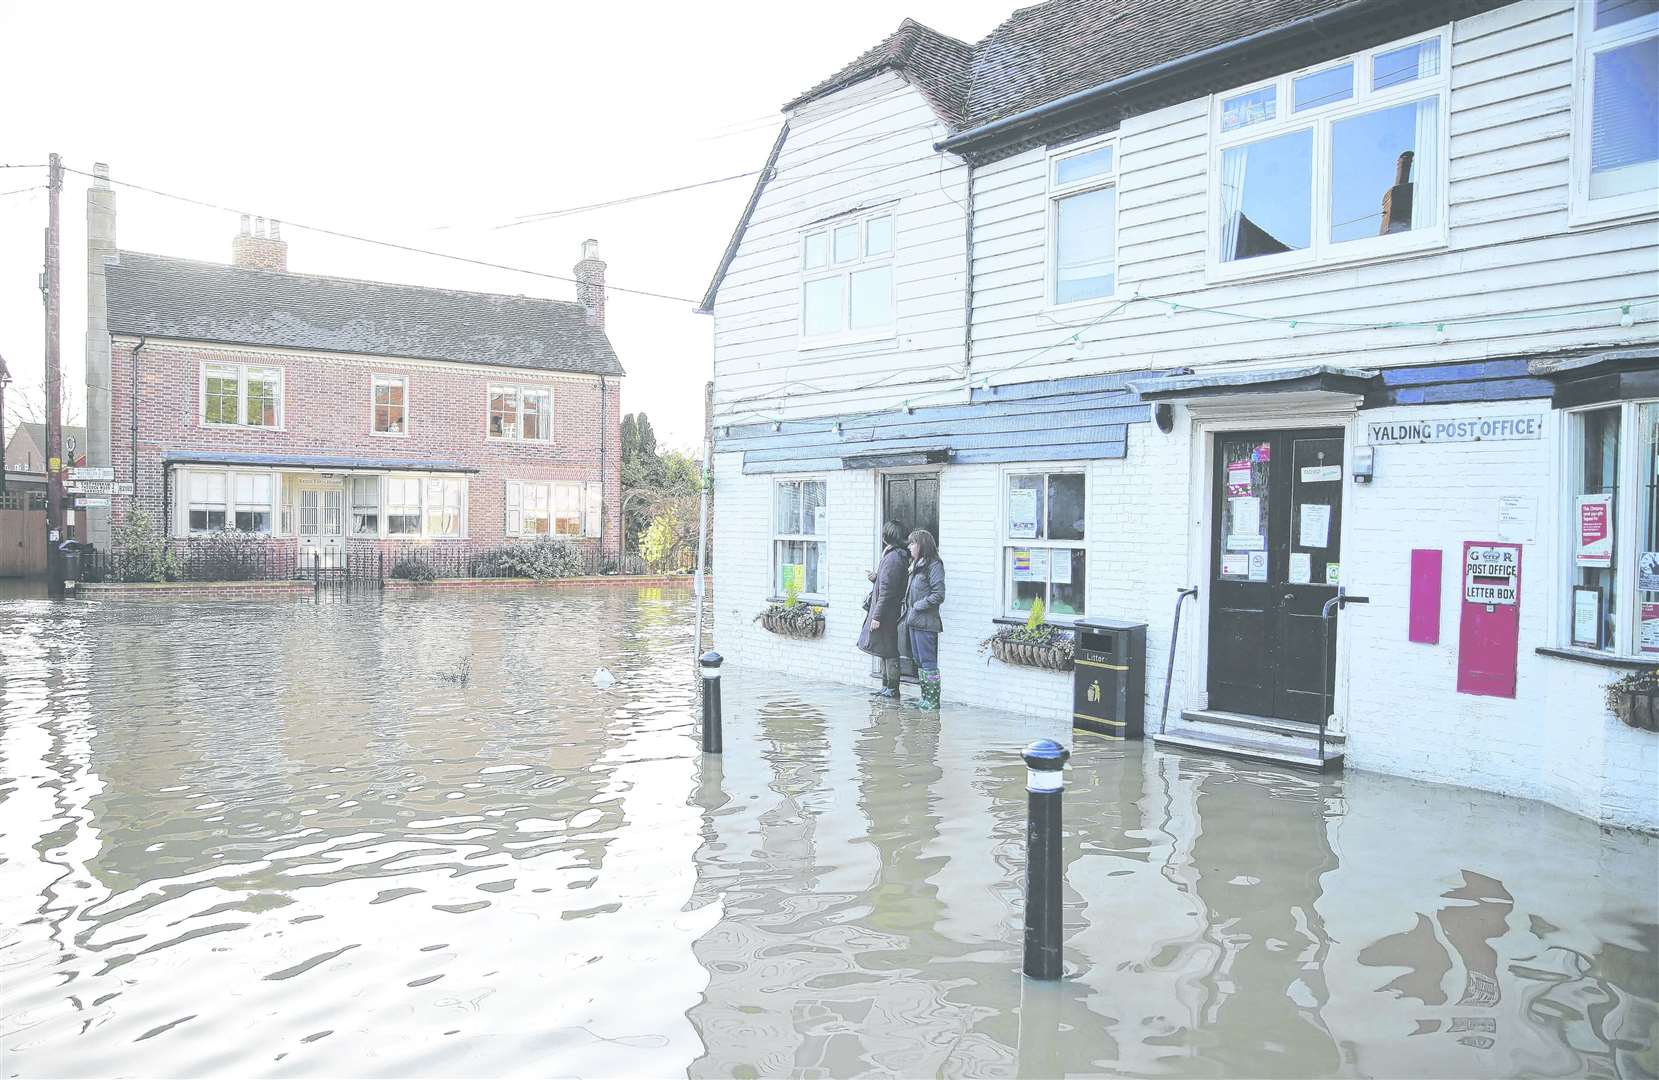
[109,338,622,550]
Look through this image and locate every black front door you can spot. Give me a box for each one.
[1207,429,1344,723]
[882,474,940,678]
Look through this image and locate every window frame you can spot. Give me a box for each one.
[1045,136,1119,310]
[1205,26,1452,283]
[175,467,280,537]
[798,207,897,348]
[1569,2,1659,226]
[1000,466,1089,623]
[199,362,285,429]
[1559,399,1659,658]
[371,374,409,437]
[487,384,555,443]
[771,476,829,602]
[504,479,602,539]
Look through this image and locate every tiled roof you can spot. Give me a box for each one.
[105,252,624,378]
[8,423,89,456]
[783,18,975,124]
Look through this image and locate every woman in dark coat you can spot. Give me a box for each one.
[901,528,946,710]
[857,520,910,698]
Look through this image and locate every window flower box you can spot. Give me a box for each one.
[757,603,825,639]
[1606,669,1659,732]
[980,602,1074,671]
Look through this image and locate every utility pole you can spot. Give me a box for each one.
[43,152,65,597]
[0,353,10,497]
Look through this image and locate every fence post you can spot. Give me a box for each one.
[378,549,384,591]
[312,555,319,592]
[1022,738,1069,981]
[700,651,723,754]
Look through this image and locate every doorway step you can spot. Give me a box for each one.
[1154,709,1344,772]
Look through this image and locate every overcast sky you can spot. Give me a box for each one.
[0,0,1015,452]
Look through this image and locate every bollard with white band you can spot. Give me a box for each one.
[700,651,724,754]
[1022,738,1070,980]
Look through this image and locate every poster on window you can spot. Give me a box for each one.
[1221,553,1249,577]
[1008,488,1039,539]
[1575,493,1612,568]
[1643,603,1659,654]
[1299,503,1331,549]
[1012,548,1048,582]
[1227,462,1253,496]
[1288,552,1312,584]
[1228,496,1261,549]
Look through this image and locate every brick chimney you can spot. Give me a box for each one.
[232,214,288,271]
[573,238,606,328]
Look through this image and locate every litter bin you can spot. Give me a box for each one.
[1071,617,1146,740]
[58,540,84,591]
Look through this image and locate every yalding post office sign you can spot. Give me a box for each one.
[1464,545,1519,605]
[1368,416,1544,445]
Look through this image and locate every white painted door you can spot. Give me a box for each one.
[297,485,346,569]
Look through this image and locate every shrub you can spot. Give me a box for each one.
[475,537,586,580]
[639,515,675,566]
[391,556,437,583]
[178,530,270,581]
[107,508,179,583]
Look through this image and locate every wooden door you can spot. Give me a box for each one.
[1207,430,1344,722]
[881,474,940,678]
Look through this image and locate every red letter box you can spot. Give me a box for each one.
[1457,541,1522,698]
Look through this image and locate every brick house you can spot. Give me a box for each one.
[83,169,624,569]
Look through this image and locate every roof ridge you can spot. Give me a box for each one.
[112,249,585,312]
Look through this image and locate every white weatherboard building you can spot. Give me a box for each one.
[699,0,1659,831]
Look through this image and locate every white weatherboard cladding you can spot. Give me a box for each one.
[969,1,1657,387]
[711,73,968,426]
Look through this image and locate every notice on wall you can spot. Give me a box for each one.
[1221,553,1250,578]
[1576,493,1613,568]
[1572,587,1602,648]
[1299,503,1332,549]
[1497,494,1537,543]
[1228,496,1261,545]
[1049,552,1072,585]
[1326,562,1341,586]
[1008,488,1040,539]
[1289,552,1312,584]
[1465,545,1520,605]
[1227,463,1253,496]
[1643,602,1659,654]
[1301,465,1341,483]
[1248,551,1269,582]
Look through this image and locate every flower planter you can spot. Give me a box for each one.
[1613,688,1659,732]
[989,636,1073,672]
[758,608,825,639]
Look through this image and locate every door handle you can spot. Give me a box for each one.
[1282,593,1295,605]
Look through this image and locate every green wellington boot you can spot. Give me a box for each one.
[918,671,941,710]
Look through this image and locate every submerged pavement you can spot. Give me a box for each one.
[0,586,1654,1077]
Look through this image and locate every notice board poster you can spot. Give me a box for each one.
[1576,493,1612,568]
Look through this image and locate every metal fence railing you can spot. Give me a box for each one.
[79,536,696,586]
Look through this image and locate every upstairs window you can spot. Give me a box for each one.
[488,385,554,442]
[1211,29,1448,277]
[800,210,895,342]
[373,376,407,435]
[202,363,282,427]
[1048,139,1117,305]
[1571,0,1659,224]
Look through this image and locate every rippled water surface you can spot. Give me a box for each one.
[1,586,1655,1078]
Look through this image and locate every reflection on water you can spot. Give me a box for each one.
[0,588,1654,1078]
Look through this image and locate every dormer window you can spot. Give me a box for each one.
[800,209,895,342]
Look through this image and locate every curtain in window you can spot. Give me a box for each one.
[1219,147,1250,261]
[1411,86,1440,232]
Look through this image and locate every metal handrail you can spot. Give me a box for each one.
[1319,587,1368,763]
[1158,586,1200,736]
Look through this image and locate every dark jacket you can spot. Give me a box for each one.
[857,545,910,658]
[901,557,946,634]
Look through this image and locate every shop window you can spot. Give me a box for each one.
[350,475,380,536]
[1563,402,1659,655]
[773,478,826,599]
[1004,471,1086,620]
[1048,139,1117,305]
[373,376,407,435]
[800,210,895,342]
[201,363,283,427]
[1212,28,1447,277]
[1571,1,1659,224]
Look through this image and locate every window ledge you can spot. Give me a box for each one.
[768,596,828,608]
[1203,231,1449,288]
[1536,646,1655,670]
[993,616,1078,630]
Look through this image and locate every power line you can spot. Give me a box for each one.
[0,163,45,170]
[492,170,763,230]
[58,164,704,306]
[0,185,43,199]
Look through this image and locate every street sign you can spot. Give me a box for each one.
[74,496,112,509]
[65,480,133,495]
[68,466,114,481]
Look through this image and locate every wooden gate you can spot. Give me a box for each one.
[0,509,47,577]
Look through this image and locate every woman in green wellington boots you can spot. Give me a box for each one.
[901,528,946,709]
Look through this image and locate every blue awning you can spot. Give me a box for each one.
[160,451,477,473]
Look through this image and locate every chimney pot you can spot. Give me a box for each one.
[573,239,607,329]
[240,213,251,236]
[270,219,282,241]
[92,162,110,189]
[255,215,266,238]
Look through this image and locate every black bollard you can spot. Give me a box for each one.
[1022,737,1069,980]
[700,650,723,754]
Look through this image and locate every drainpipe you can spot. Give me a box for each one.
[129,336,146,492]
[598,374,609,557]
[961,158,976,400]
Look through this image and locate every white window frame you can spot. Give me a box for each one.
[1000,466,1089,623]
[371,375,409,437]
[1046,137,1119,310]
[349,474,381,537]
[504,479,602,539]
[798,207,897,348]
[1558,400,1659,658]
[771,476,828,602]
[487,384,555,443]
[1569,2,1659,226]
[199,362,284,429]
[175,467,280,537]
[1206,27,1452,283]
[361,472,470,540]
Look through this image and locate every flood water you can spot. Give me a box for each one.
[0,586,1654,1078]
